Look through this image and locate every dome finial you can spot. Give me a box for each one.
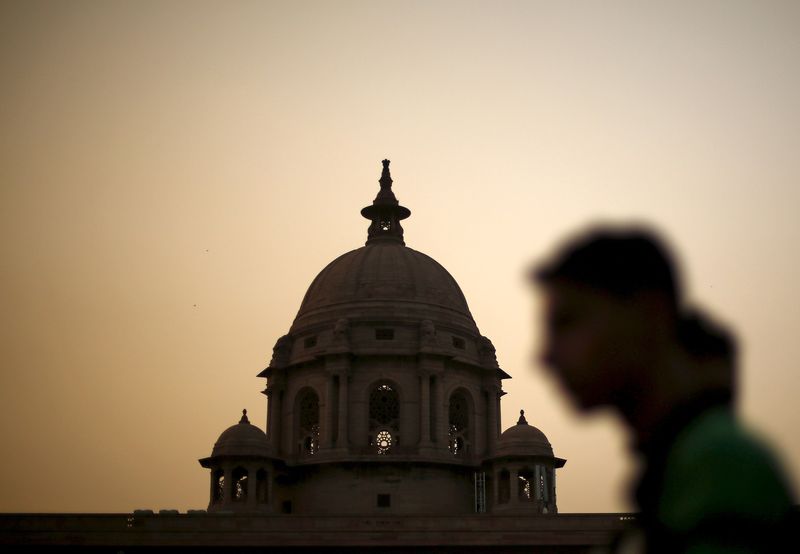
[517,409,528,425]
[239,409,249,424]
[360,159,411,246]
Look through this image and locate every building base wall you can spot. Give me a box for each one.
[275,463,475,514]
[0,512,633,552]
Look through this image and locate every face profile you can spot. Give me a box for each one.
[538,280,648,412]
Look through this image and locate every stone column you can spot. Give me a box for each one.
[267,467,273,506]
[511,465,520,506]
[433,376,447,445]
[247,465,258,509]
[266,389,275,440]
[209,469,217,508]
[267,387,283,453]
[223,467,233,507]
[486,465,500,513]
[337,372,349,449]
[552,468,557,513]
[486,386,499,452]
[496,391,503,438]
[324,375,336,449]
[418,372,431,447]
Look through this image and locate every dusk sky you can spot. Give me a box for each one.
[1,1,798,513]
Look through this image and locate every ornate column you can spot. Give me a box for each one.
[418,372,432,447]
[266,388,275,440]
[268,388,282,454]
[433,374,447,445]
[223,467,233,508]
[327,319,351,453]
[486,465,500,512]
[511,465,521,506]
[496,391,503,438]
[324,375,336,449]
[336,372,349,449]
[209,469,218,508]
[247,465,258,508]
[267,466,273,506]
[486,385,499,452]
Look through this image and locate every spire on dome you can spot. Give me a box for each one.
[360,159,411,245]
[517,410,528,425]
[239,409,249,424]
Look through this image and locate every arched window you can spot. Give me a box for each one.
[369,383,399,454]
[232,467,248,502]
[212,469,224,503]
[256,469,268,504]
[498,469,510,504]
[448,390,470,455]
[298,389,320,455]
[518,468,534,501]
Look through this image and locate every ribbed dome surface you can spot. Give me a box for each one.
[290,243,477,333]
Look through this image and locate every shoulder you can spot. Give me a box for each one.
[659,407,794,534]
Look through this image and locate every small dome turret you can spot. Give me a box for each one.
[210,409,270,458]
[494,410,556,458]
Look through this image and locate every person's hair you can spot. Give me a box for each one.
[677,308,737,403]
[677,309,736,364]
[532,225,682,311]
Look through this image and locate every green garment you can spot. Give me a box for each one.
[657,406,794,554]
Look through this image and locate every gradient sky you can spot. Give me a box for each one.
[1,1,798,513]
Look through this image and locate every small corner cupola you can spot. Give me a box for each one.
[206,408,270,459]
[360,159,411,246]
[517,409,528,425]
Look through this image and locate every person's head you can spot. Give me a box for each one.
[531,225,683,412]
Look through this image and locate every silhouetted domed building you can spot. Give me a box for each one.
[199,160,566,516]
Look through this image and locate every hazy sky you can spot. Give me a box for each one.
[1,1,798,513]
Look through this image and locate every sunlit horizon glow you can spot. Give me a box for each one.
[1,1,798,513]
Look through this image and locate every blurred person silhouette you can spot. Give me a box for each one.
[531,226,794,554]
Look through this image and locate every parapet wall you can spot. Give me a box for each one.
[1,512,631,551]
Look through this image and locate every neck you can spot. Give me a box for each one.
[617,344,699,448]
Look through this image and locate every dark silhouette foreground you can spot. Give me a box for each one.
[532,226,794,554]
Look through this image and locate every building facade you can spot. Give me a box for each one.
[199,160,565,516]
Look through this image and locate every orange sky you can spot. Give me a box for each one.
[1,1,798,513]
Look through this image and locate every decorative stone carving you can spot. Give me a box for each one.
[420,319,436,346]
[332,318,350,346]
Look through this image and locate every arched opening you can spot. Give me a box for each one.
[232,467,248,502]
[212,469,224,503]
[297,388,320,455]
[498,469,510,504]
[256,468,268,504]
[369,383,399,454]
[518,468,534,501]
[448,390,470,455]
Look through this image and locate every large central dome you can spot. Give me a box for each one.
[290,243,477,334]
[288,159,478,336]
